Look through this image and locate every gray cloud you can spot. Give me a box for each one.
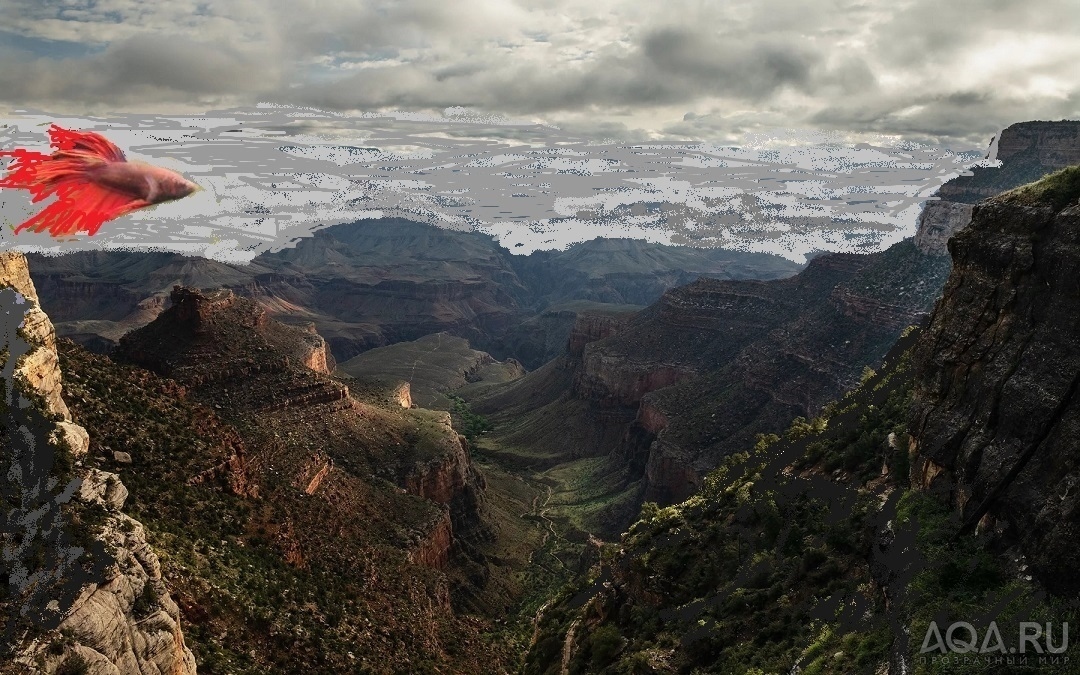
[0,0,1077,146]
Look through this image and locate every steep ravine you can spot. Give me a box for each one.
[523,165,1080,675]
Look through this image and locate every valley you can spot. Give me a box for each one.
[4,120,1080,674]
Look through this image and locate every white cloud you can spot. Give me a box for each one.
[0,105,984,263]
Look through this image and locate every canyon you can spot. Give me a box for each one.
[25,221,800,370]
[526,164,1080,674]
[4,120,1080,673]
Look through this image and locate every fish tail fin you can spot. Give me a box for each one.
[1,125,123,201]
[10,190,131,237]
[2,125,137,238]
[0,147,107,202]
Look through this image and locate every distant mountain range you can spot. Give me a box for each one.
[27,224,799,369]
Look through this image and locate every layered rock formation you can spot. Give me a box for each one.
[27,219,800,368]
[0,252,196,675]
[909,166,1080,594]
[50,284,519,671]
[526,161,1080,675]
[916,120,1080,255]
[115,286,488,553]
[628,241,949,504]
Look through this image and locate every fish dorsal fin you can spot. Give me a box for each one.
[48,124,126,162]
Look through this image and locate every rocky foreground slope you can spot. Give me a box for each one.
[3,270,540,673]
[0,252,197,675]
[526,165,1080,675]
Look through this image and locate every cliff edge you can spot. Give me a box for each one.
[1,252,196,675]
[910,165,1080,594]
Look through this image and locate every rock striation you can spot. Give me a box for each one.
[909,166,1080,594]
[27,219,800,369]
[917,120,1080,256]
[115,286,488,569]
[587,242,948,506]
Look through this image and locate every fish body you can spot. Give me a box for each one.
[0,125,199,237]
[88,159,199,204]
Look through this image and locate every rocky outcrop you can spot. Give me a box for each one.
[0,254,71,422]
[574,351,696,408]
[993,122,1080,175]
[408,510,454,570]
[47,472,197,675]
[909,167,1080,595]
[567,313,633,357]
[401,412,487,541]
[914,122,1080,259]
[116,285,489,580]
[392,381,413,408]
[939,122,1080,205]
[914,200,975,255]
[0,253,196,675]
[642,439,702,505]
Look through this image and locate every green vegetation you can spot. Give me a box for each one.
[56,339,520,674]
[54,652,91,675]
[1001,165,1080,211]
[898,489,1080,674]
[447,393,492,443]
[528,347,918,674]
[526,318,1080,674]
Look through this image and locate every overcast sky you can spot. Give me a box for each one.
[1,0,1077,148]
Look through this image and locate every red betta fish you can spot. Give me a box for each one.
[0,124,200,237]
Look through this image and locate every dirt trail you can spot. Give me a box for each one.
[560,619,580,675]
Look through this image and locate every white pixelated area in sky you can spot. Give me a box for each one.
[0,104,992,263]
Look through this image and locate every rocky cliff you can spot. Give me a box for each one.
[525,162,1080,675]
[599,123,1080,507]
[463,237,948,530]
[27,219,800,369]
[0,253,196,675]
[115,286,488,555]
[909,165,1080,595]
[916,120,1080,255]
[48,286,518,672]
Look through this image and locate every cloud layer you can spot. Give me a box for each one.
[0,106,983,263]
[0,0,1077,146]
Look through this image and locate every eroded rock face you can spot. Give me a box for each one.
[0,253,196,674]
[939,121,1080,205]
[51,472,197,675]
[574,351,697,408]
[914,200,975,255]
[567,313,632,357]
[408,509,455,571]
[0,253,71,422]
[910,181,1080,594]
